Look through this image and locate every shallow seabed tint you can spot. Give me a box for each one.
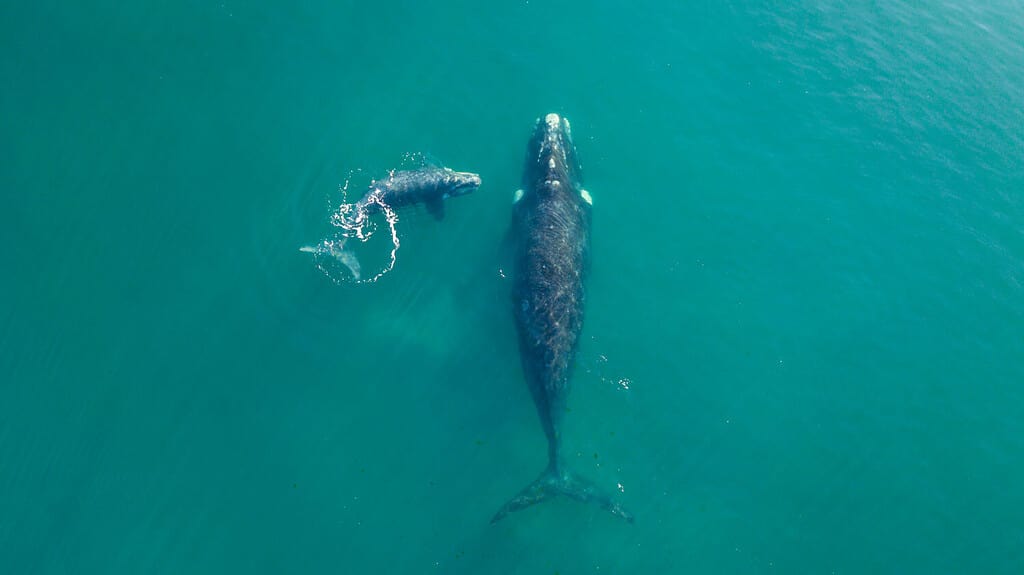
[3,1,1023,573]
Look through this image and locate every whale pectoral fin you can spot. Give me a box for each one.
[426,198,445,220]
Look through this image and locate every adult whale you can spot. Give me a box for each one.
[492,114,632,524]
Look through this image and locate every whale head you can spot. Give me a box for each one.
[523,113,583,199]
[441,168,482,198]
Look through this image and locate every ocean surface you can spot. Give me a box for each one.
[3,1,1023,573]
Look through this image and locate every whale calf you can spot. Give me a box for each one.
[304,165,481,281]
[348,166,481,224]
[492,114,632,524]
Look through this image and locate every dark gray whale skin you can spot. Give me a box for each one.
[353,166,480,221]
[492,114,632,524]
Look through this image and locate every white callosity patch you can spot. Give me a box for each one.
[513,189,524,203]
[580,189,593,205]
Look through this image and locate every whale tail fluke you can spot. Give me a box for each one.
[490,466,634,524]
[300,240,362,281]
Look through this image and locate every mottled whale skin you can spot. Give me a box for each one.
[492,114,632,524]
[352,166,481,222]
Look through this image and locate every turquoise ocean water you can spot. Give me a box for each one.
[3,1,1023,572]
